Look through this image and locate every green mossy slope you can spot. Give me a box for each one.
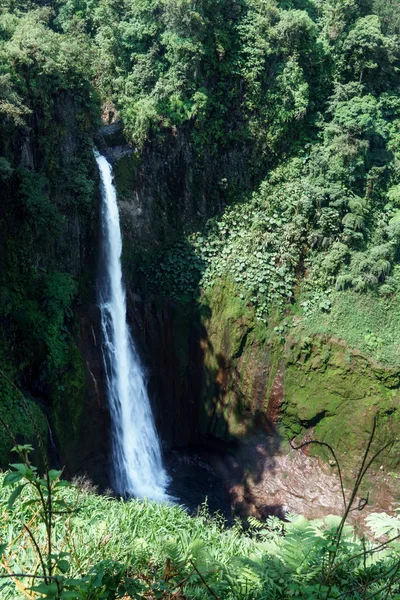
[196,279,400,472]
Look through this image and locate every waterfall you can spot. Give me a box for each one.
[95,152,169,502]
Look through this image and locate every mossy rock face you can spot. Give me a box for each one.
[51,338,86,467]
[193,280,400,473]
[0,376,47,469]
[113,128,254,265]
[0,87,100,473]
[114,153,138,201]
[198,280,282,440]
[282,337,400,471]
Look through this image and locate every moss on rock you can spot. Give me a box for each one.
[0,374,47,469]
[282,337,400,471]
[51,337,86,462]
[198,279,282,439]
[114,153,138,200]
[195,278,400,475]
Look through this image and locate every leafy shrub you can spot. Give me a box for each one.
[1,455,400,599]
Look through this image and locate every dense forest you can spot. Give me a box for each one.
[1,0,400,598]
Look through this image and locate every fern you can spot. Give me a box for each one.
[366,511,400,538]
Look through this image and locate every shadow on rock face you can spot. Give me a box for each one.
[165,421,399,531]
[165,418,283,521]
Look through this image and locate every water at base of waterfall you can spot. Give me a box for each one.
[95,151,169,502]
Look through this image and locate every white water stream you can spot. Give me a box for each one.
[96,152,169,501]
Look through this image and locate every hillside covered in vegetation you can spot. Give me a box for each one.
[1,0,400,597]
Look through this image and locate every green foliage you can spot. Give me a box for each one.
[296,285,400,365]
[51,0,331,156]
[146,10,400,325]
[0,265,78,386]
[0,1,99,447]
[0,377,47,468]
[0,446,144,600]
[341,14,399,89]
[239,2,326,155]
[1,0,400,413]
[1,11,400,593]
[1,459,400,599]
[147,158,304,317]
[85,0,246,150]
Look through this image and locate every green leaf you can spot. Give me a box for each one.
[58,559,70,574]
[3,472,23,486]
[8,483,26,509]
[22,498,40,508]
[11,444,33,454]
[48,470,62,481]
[9,463,28,475]
[55,480,70,488]
[31,582,59,597]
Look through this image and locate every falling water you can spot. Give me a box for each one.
[95,151,169,501]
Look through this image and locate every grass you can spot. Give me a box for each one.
[297,289,400,366]
[1,471,400,600]
[0,476,264,599]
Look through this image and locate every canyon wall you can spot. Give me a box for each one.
[3,114,399,492]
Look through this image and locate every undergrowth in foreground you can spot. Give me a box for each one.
[0,448,400,600]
